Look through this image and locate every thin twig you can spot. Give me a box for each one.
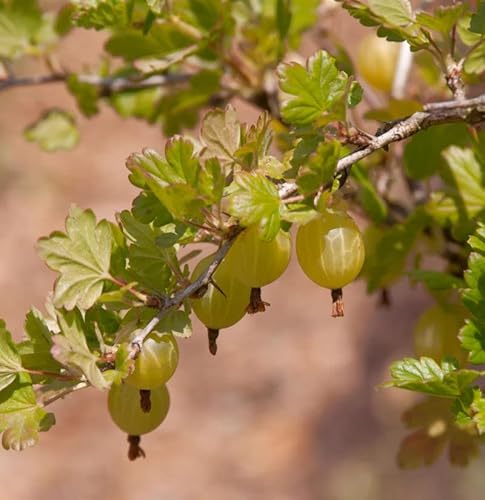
[278,93,485,200]
[39,381,89,407]
[0,72,192,93]
[129,231,241,355]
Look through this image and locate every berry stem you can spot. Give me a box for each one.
[127,435,146,461]
[208,328,219,355]
[331,288,344,317]
[247,287,270,314]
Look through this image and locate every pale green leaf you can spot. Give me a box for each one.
[0,372,54,451]
[0,320,22,392]
[368,0,412,26]
[52,309,108,390]
[428,147,485,224]
[200,105,241,164]
[71,0,128,30]
[24,110,79,152]
[37,206,113,310]
[0,0,56,59]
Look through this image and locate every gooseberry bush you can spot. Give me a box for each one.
[0,0,484,465]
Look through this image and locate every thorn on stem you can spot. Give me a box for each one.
[139,389,151,413]
[246,287,270,314]
[331,288,344,317]
[208,328,219,355]
[127,435,146,461]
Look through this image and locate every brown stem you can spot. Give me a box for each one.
[127,435,146,461]
[139,389,151,413]
[27,369,79,381]
[246,287,270,314]
[108,276,148,303]
[208,328,219,356]
[331,288,344,318]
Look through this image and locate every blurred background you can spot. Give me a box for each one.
[1,1,484,499]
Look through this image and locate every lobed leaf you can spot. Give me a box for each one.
[277,50,349,125]
[52,309,108,390]
[17,309,61,373]
[24,110,79,152]
[296,140,340,195]
[0,320,23,392]
[386,357,480,398]
[0,372,55,451]
[227,172,282,241]
[37,206,113,310]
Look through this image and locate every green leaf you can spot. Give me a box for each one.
[428,147,485,225]
[286,0,319,47]
[0,320,22,392]
[457,14,483,45]
[0,0,56,59]
[404,124,471,180]
[365,210,429,291]
[351,164,388,223]
[24,110,79,152]
[109,87,162,121]
[409,270,465,291]
[464,41,485,74]
[228,172,282,241]
[386,357,480,397]
[278,50,349,125]
[470,389,485,433]
[146,0,165,15]
[296,140,340,194]
[365,98,422,122]
[347,80,363,108]
[157,70,221,135]
[132,191,173,227]
[281,203,319,224]
[470,2,485,34]
[368,0,412,26]
[104,30,163,60]
[459,320,485,364]
[17,309,61,373]
[71,0,128,30]
[37,206,113,310]
[55,4,75,35]
[66,74,99,117]
[127,138,222,220]
[235,112,272,170]
[276,0,291,40]
[53,309,108,390]
[0,372,55,451]
[416,4,466,35]
[200,105,241,164]
[103,343,133,385]
[158,310,192,338]
[119,211,173,293]
[337,0,428,49]
[105,21,196,61]
[460,224,485,362]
